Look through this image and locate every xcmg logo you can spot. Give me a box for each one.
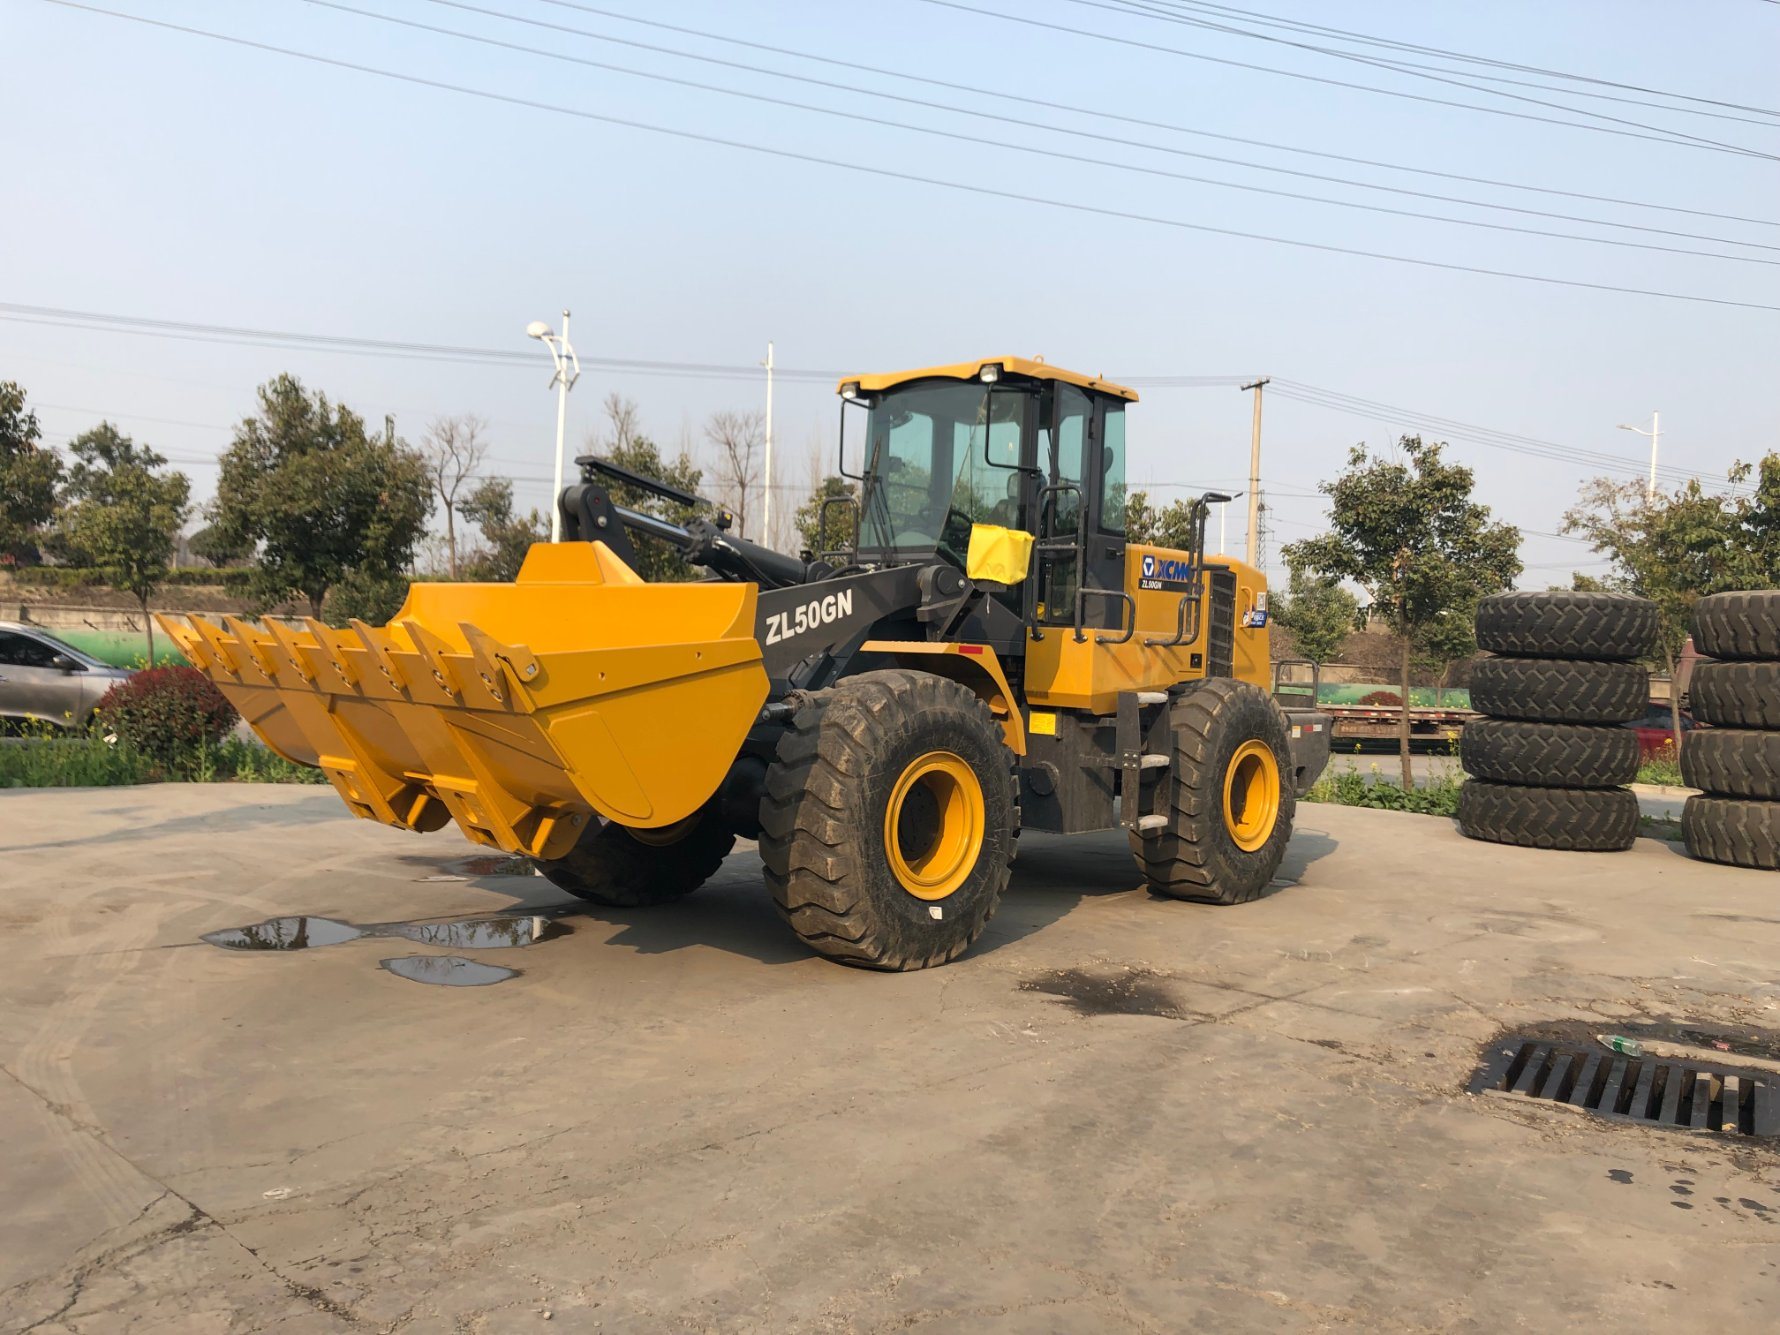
[1141,554,1195,583]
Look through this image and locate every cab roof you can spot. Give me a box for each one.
[838,356,1139,403]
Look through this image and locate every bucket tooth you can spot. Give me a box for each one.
[221,615,281,682]
[393,617,465,703]
[348,618,412,695]
[182,614,245,679]
[302,617,361,690]
[260,617,317,684]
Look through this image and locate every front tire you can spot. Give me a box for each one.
[532,803,735,906]
[1130,678,1295,905]
[758,670,1017,970]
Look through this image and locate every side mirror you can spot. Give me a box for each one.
[50,654,83,673]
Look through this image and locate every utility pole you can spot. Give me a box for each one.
[1617,411,1660,503]
[762,340,775,548]
[527,310,581,542]
[384,414,394,447]
[1241,378,1269,566]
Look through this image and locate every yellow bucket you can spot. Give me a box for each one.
[158,543,769,860]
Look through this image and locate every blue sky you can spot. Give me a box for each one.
[4,0,1776,581]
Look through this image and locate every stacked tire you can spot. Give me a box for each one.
[1458,591,1657,852]
[1681,591,1780,871]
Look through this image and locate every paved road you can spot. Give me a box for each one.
[3,786,1777,1331]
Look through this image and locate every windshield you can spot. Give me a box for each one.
[4,627,105,668]
[858,380,1027,563]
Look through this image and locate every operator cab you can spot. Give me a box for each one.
[838,357,1136,629]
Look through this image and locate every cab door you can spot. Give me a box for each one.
[1035,382,1090,627]
[1082,396,1129,608]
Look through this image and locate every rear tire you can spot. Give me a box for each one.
[1458,719,1639,789]
[758,670,1017,971]
[1130,678,1295,905]
[533,803,735,906]
[1691,591,1780,662]
[1457,780,1637,852]
[1689,661,1780,729]
[1475,590,1658,660]
[1680,729,1780,802]
[1682,795,1780,871]
[1468,657,1646,724]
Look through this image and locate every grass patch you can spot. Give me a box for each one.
[1635,741,1684,787]
[1303,758,1463,817]
[0,724,328,788]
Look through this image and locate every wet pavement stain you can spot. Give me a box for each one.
[1020,967,1189,1020]
[202,909,573,954]
[203,917,364,951]
[386,916,572,949]
[200,905,578,984]
[451,854,538,878]
[380,955,518,987]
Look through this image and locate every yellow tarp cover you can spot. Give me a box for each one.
[965,524,1034,585]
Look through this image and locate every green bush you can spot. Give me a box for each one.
[95,666,238,772]
[0,722,327,788]
[1636,739,1683,787]
[1303,763,1463,817]
[3,565,256,590]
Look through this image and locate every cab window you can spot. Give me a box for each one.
[1098,402,1127,534]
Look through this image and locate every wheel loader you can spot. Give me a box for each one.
[162,357,1331,970]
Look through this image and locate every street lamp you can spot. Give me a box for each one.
[527,310,581,542]
[1617,411,1660,504]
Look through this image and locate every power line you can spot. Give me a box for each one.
[527,0,1780,230]
[1268,380,1751,493]
[393,0,1780,260]
[1090,0,1780,138]
[0,301,843,381]
[37,2,1780,314]
[916,0,1780,162]
[1085,0,1776,154]
[1136,0,1780,120]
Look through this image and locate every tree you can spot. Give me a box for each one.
[586,396,707,581]
[1285,437,1521,787]
[458,478,549,582]
[0,381,62,564]
[210,374,432,619]
[52,423,192,664]
[420,414,489,578]
[705,409,765,540]
[1562,471,1754,746]
[1125,489,1209,551]
[1272,562,1358,665]
[794,474,858,554]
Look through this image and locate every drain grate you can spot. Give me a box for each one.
[1470,1037,1779,1137]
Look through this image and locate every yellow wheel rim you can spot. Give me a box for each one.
[883,750,985,901]
[627,813,698,847]
[1222,738,1281,853]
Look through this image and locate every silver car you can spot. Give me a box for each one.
[0,622,134,731]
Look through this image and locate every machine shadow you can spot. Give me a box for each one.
[456,822,1341,969]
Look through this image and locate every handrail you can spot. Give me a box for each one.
[815,494,860,564]
[1073,588,1137,645]
[1144,588,1204,649]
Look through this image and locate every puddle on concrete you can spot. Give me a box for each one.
[386,915,571,949]
[203,917,364,951]
[380,955,518,987]
[451,854,538,878]
[201,905,576,985]
[1020,966,1188,1020]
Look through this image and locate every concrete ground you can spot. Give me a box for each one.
[3,786,1778,1333]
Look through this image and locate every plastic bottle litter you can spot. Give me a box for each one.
[1596,1034,1645,1058]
